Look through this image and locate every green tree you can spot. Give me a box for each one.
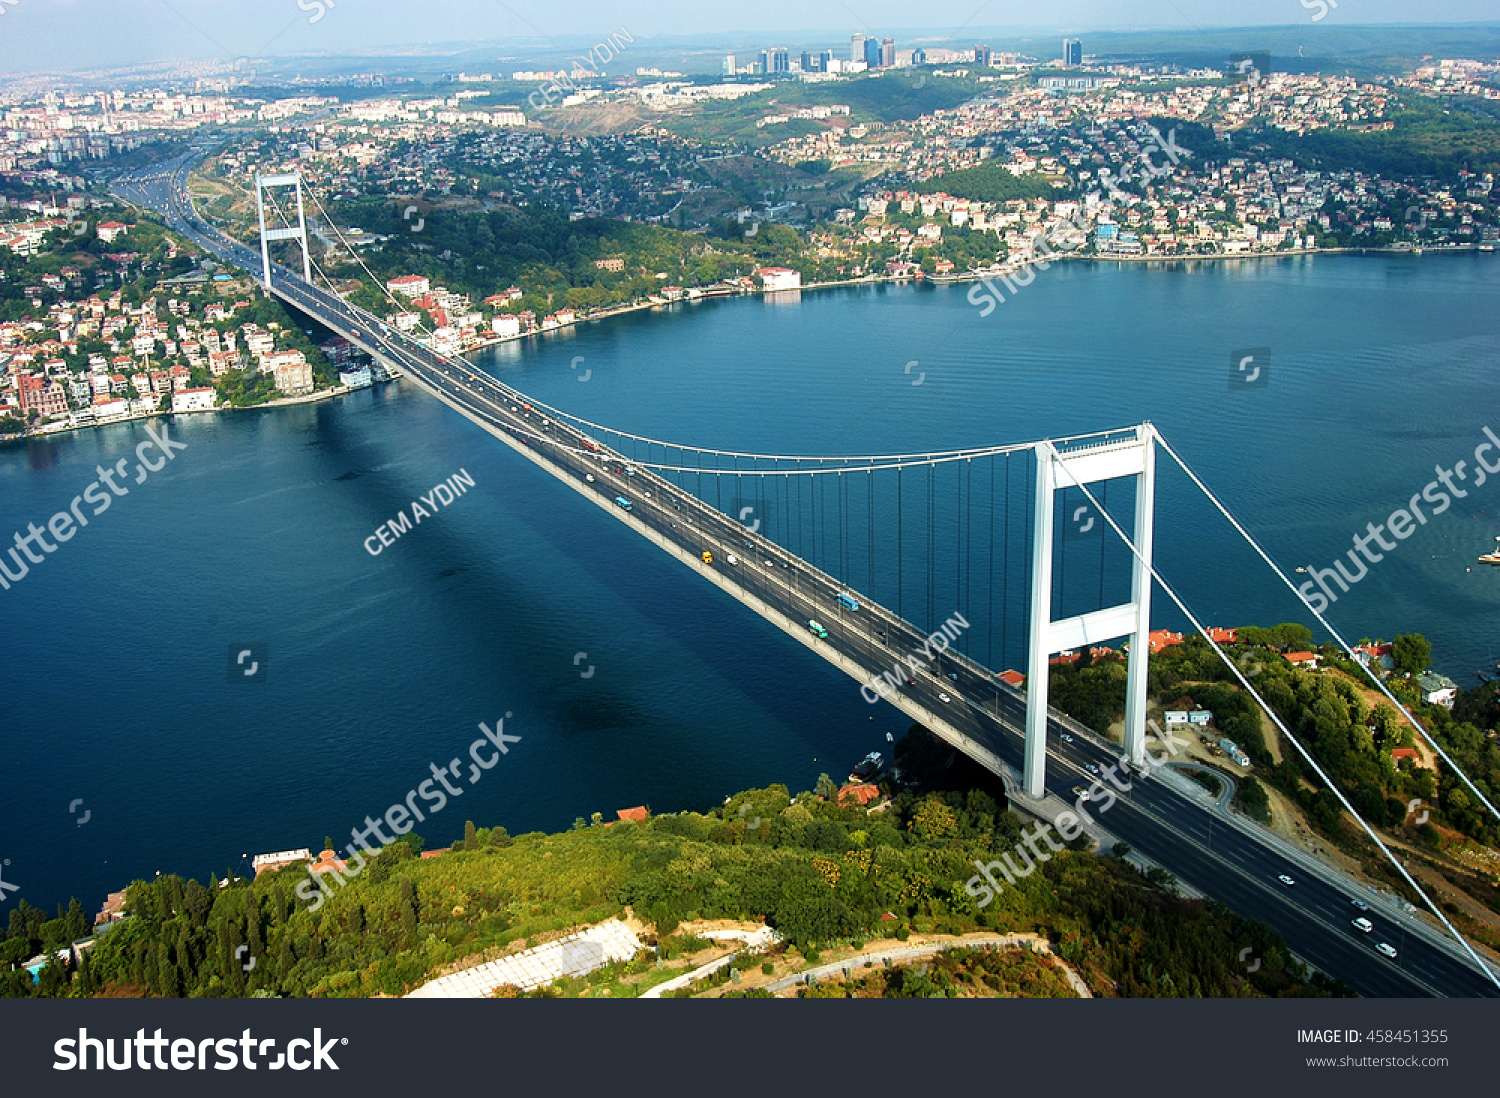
[815,773,838,800]
[1392,634,1432,676]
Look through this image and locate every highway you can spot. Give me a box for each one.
[110,151,1500,998]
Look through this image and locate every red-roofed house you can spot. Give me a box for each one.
[998,669,1025,687]
[419,849,446,859]
[1149,629,1184,653]
[616,806,649,823]
[1391,747,1419,763]
[1205,626,1238,644]
[309,849,347,875]
[837,782,881,806]
[1286,652,1320,668]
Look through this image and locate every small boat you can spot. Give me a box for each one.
[1294,566,1307,574]
[1479,551,1500,565]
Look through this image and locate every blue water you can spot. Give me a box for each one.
[3,252,1499,913]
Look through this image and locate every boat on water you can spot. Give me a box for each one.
[849,751,884,783]
[1480,551,1500,565]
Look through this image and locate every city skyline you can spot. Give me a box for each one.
[0,0,1497,74]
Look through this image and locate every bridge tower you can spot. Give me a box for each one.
[1024,424,1156,798]
[253,172,312,289]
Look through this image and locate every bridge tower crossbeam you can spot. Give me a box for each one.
[1024,424,1156,798]
[254,172,312,289]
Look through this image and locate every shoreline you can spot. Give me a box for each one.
[8,242,1491,445]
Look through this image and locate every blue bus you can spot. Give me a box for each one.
[835,592,860,612]
[614,496,633,512]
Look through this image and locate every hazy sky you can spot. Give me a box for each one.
[0,0,1493,73]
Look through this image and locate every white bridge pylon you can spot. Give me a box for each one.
[1025,424,1156,798]
[254,172,312,289]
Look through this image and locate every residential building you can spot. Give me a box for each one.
[171,387,216,413]
[386,274,430,297]
[756,267,802,291]
[1416,671,1458,708]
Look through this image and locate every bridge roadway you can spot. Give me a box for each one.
[111,154,1500,998]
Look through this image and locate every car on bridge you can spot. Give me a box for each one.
[1352,917,1373,933]
[701,551,713,564]
[614,496,633,512]
[807,620,829,640]
[1375,942,1398,959]
[836,592,860,611]
[1277,874,1296,887]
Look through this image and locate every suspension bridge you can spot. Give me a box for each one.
[108,153,1500,998]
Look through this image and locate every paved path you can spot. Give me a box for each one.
[640,927,780,999]
[762,934,1090,998]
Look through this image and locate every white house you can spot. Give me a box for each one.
[1416,672,1458,709]
[171,387,217,413]
[756,267,802,292]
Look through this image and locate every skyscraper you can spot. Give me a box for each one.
[769,47,789,74]
[851,33,867,63]
[864,37,881,67]
[880,38,896,68]
[974,44,992,67]
[722,53,737,76]
[1063,38,1082,67]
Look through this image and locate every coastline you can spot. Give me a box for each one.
[8,241,1490,446]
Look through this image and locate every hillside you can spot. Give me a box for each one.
[3,730,1345,999]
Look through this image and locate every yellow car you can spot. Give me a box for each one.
[701,551,713,564]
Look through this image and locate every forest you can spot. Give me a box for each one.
[2,729,1341,1000]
